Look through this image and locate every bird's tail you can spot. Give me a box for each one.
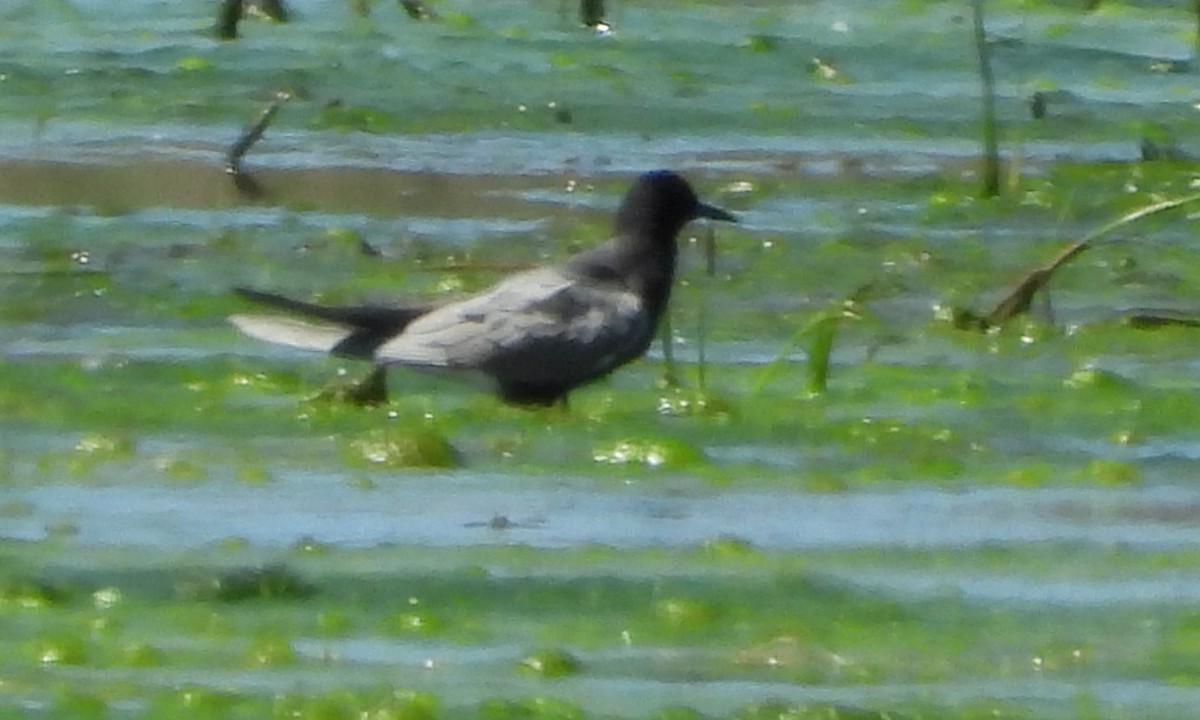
[229,288,430,359]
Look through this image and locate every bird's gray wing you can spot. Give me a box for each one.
[373,267,650,384]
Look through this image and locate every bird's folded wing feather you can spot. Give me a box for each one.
[373,267,647,374]
[229,314,355,353]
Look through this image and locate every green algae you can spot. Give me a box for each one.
[4,2,1200,719]
[592,437,704,469]
[4,538,1200,717]
[343,427,459,469]
[4,328,1199,491]
[518,648,583,679]
[177,563,315,603]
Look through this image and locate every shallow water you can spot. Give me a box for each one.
[4,1,1200,719]
[14,481,1200,555]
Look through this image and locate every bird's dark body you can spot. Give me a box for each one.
[230,171,735,405]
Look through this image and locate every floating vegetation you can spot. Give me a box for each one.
[518,647,582,678]
[807,56,851,84]
[177,564,315,602]
[1079,458,1140,487]
[6,2,1200,719]
[383,610,445,636]
[245,633,297,667]
[592,437,703,469]
[155,454,207,482]
[274,689,438,720]
[0,579,69,609]
[745,35,778,53]
[74,432,136,460]
[400,0,437,21]
[344,427,458,469]
[311,366,390,407]
[34,636,88,666]
[310,101,400,134]
[654,597,722,632]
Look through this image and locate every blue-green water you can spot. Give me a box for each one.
[4,1,1200,718]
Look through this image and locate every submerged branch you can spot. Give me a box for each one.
[226,90,292,196]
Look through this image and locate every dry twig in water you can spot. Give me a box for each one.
[956,193,1200,331]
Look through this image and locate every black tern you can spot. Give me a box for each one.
[230,170,736,405]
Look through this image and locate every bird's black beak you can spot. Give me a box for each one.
[696,202,737,223]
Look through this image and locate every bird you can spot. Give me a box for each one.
[229,170,736,406]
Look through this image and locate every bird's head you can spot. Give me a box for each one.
[614,170,736,240]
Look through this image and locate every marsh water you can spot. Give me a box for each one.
[4,1,1200,718]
